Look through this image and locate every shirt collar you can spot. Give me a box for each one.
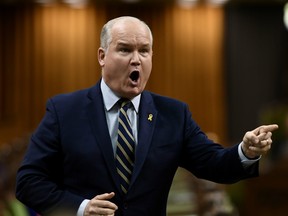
[100,79,141,113]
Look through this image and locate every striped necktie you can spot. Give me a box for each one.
[116,99,135,194]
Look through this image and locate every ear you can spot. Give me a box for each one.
[98,48,106,67]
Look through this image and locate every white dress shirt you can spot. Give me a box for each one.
[100,79,140,155]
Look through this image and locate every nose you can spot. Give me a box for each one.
[131,51,141,66]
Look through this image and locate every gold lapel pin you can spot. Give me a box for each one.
[148,114,153,121]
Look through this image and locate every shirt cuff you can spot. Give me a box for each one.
[77,199,90,216]
[238,142,261,167]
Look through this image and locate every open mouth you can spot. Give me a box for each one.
[130,70,140,82]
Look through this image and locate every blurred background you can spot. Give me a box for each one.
[0,0,288,215]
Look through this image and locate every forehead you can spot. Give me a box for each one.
[110,20,152,46]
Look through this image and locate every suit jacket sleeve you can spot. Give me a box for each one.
[16,98,84,215]
[179,103,259,184]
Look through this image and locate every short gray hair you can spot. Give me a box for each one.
[100,16,153,52]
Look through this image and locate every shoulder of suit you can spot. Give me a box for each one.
[143,90,187,107]
[52,85,95,100]
[48,85,96,108]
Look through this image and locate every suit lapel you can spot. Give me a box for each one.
[130,92,157,187]
[86,84,157,194]
[86,83,121,193]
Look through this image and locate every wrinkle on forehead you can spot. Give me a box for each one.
[115,34,151,47]
[111,19,152,46]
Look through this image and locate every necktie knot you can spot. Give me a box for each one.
[118,99,131,111]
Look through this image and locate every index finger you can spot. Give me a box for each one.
[95,192,115,200]
[259,124,279,134]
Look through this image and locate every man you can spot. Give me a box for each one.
[16,16,278,216]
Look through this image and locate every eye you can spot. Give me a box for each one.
[139,48,150,56]
[140,49,148,53]
[119,48,130,53]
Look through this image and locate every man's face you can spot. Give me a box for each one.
[98,19,153,99]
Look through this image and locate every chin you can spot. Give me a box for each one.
[125,89,142,99]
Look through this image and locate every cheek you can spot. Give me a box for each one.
[143,62,152,79]
[106,71,123,84]
[144,70,151,81]
[104,60,124,77]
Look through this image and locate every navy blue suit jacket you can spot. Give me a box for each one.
[16,81,258,216]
